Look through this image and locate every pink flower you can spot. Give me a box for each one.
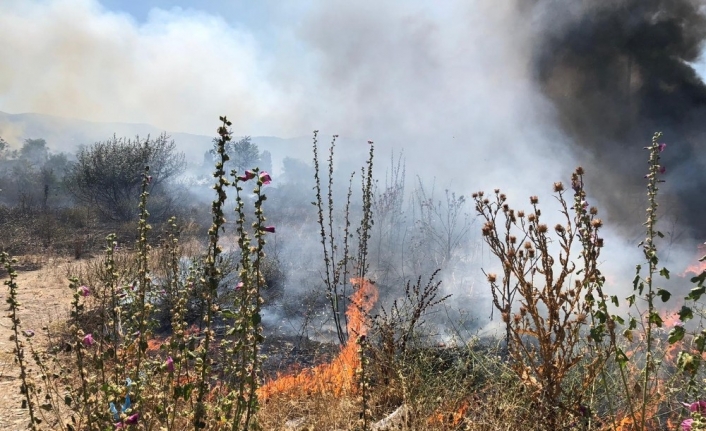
[659,166,666,174]
[78,285,90,297]
[683,400,706,414]
[262,226,275,234]
[83,333,95,347]
[259,171,272,185]
[165,356,174,373]
[658,143,667,152]
[682,418,693,431]
[236,282,244,290]
[125,413,139,424]
[238,170,256,182]
[147,175,152,183]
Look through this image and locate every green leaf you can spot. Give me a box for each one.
[657,288,671,302]
[659,267,670,279]
[616,348,629,368]
[649,312,663,327]
[657,231,665,238]
[695,334,706,352]
[687,286,706,301]
[220,309,238,320]
[632,273,640,290]
[679,306,694,322]
[668,325,685,344]
[677,352,699,374]
[590,327,604,343]
[251,313,262,325]
[628,316,638,330]
[626,294,636,307]
[614,315,625,325]
[611,295,619,307]
[623,329,634,342]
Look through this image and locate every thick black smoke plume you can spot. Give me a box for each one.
[531,0,706,239]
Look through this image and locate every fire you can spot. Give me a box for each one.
[682,243,706,277]
[427,400,468,427]
[258,278,378,399]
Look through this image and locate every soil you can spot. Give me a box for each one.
[0,256,76,430]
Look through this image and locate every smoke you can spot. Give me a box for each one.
[531,0,706,239]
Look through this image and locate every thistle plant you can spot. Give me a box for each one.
[474,169,607,429]
[1,253,39,430]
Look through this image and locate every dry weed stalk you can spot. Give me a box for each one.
[474,168,605,428]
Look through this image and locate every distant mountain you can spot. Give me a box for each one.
[0,111,316,172]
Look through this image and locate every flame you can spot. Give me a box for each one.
[427,400,468,427]
[682,243,706,277]
[258,278,378,399]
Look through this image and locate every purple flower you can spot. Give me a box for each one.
[259,171,272,185]
[238,170,256,182]
[683,400,706,414]
[658,143,667,152]
[23,330,35,337]
[165,356,174,373]
[125,412,139,424]
[147,175,152,184]
[78,285,90,297]
[83,333,95,347]
[659,166,666,174]
[262,226,276,234]
[682,418,693,431]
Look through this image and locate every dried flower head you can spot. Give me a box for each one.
[530,196,539,204]
[553,182,564,192]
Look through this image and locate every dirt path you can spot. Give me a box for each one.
[0,257,76,430]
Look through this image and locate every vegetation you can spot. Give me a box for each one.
[0,121,705,431]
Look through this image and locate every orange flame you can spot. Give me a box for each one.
[427,400,469,427]
[682,243,706,277]
[258,278,378,399]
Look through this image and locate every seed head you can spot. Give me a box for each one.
[530,196,539,204]
[553,182,564,192]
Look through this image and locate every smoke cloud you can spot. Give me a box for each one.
[531,0,706,239]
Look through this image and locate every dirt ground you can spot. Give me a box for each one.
[0,256,76,430]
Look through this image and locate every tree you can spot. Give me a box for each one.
[210,136,260,173]
[65,133,186,221]
[20,139,49,167]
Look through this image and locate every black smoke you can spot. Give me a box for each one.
[531,0,706,239]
